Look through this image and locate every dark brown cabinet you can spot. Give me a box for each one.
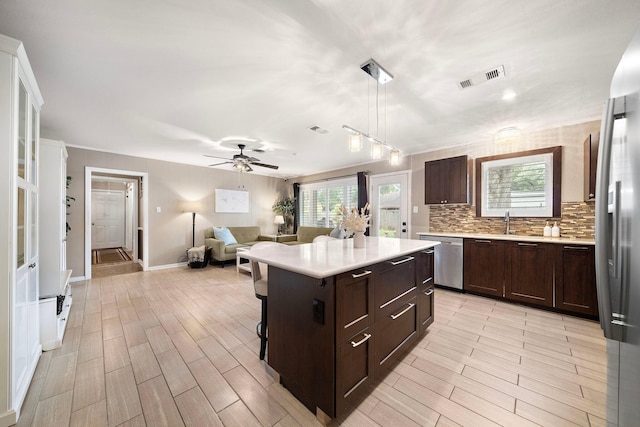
[555,245,598,316]
[268,249,433,421]
[463,239,505,297]
[504,242,553,307]
[584,132,600,201]
[425,155,470,204]
[463,238,597,318]
[416,248,435,333]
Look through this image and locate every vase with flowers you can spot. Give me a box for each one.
[340,203,370,248]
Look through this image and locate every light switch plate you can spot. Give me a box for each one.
[156,206,161,213]
[413,205,419,213]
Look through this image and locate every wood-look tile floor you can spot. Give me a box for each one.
[16,266,607,427]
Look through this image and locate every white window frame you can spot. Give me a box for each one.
[480,153,554,218]
[299,177,358,228]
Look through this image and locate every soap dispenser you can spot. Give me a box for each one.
[543,221,552,237]
[551,221,560,237]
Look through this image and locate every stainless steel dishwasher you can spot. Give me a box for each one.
[433,236,464,290]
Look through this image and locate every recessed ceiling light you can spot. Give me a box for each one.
[502,90,517,100]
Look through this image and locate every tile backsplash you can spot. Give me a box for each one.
[428,202,595,239]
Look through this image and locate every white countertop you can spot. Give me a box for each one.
[243,237,440,279]
[416,231,595,245]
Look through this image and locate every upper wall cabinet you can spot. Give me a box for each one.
[424,155,470,205]
[584,132,599,201]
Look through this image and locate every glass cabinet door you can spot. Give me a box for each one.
[17,188,26,268]
[30,106,38,184]
[18,82,27,180]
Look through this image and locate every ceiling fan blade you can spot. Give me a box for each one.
[204,154,232,160]
[208,161,233,167]
[249,161,279,170]
[247,156,260,162]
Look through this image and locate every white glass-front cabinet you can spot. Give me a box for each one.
[0,34,44,426]
[39,139,72,351]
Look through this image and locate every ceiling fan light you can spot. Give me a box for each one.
[389,149,401,165]
[348,133,363,152]
[495,127,521,144]
[371,141,384,159]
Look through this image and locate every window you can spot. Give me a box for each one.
[476,146,562,217]
[299,177,358,227]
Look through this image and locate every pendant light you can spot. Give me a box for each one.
[343,58,400,165]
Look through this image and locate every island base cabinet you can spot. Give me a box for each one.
[267,267,336,417]
[267,250,431,423]
[336,328,374,416]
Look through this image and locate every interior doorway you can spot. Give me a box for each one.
[369,170,411,239]
[85,167,149,279]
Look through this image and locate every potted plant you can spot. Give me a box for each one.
[66,175,75,234]
[272,196,295,234]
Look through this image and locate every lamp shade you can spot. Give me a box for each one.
[180,200,203,213]
[274,215,285,225]
[348,133,363,152]
[389,149,401,165]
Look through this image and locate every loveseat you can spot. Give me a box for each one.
[277,226,334,245]
[204,226,273,266]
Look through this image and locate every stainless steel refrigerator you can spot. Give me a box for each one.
[595,25,640,427]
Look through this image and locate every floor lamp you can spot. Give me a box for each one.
[181,201,203,248]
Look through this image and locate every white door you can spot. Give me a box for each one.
[92,189,125,249]
[369,171,410,239]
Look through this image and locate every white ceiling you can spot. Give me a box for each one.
[1,0,639,178]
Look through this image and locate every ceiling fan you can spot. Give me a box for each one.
[204,144,279,172]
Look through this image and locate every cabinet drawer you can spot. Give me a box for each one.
[418,286,434,332]
[374,297,418,373]
[336,328,373,416]
[375,256,416,317]
[336,268,374,343]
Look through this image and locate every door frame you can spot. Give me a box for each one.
[85,167,149,279]
[369,169,412,239]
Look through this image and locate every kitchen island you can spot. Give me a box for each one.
[245,237,440,424]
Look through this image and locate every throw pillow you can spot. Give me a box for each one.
[329,225,346,239]
[213,227,238,245]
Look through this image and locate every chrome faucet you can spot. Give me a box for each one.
[505,210,511,235]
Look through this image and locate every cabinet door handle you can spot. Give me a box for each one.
[390,303,415,320]
[422,277,433,285]
[350,333,372,348]
[389,256,415,266]
[517,242,538,247]
[422,249,434,254]
[563,246,590,250]
[351,270,372,279]
[475,239,491,243]
[424,288,434,296]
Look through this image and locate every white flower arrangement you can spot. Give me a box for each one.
[340,203,371,235]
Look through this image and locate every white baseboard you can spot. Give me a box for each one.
[147,262,189,271]
[69,276,86,283]
[0,409,17,427]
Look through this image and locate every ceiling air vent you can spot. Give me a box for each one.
[457,65,505,90]
[308,125,329,134]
